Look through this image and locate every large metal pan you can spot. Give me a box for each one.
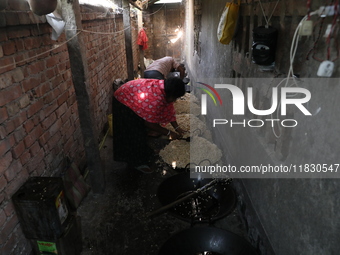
[158,226,258,255]
[157,172,236,223]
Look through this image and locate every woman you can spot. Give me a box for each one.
[112,77,186,173]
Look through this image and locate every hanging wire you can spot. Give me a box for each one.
[0,31,81,72]
[144,3,165,16]
[258,0,280,28]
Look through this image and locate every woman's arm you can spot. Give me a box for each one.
[145,121,182,139]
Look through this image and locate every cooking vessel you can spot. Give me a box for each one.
[157,172,236,222]
[158,226,258,255]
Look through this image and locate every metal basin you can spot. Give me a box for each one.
[157,172,236,223]
[158,226,258,255]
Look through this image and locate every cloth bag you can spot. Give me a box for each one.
[217,0,240,45]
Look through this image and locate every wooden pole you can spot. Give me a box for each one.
[122,0,135,80]
[60,0,105,194]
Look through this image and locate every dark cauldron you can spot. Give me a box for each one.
[158,226,258,255]
[157,172,236,222]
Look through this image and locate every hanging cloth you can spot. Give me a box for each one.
[137,28,149,50]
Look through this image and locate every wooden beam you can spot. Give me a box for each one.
[122,0,135,80]
[60,0,105,194]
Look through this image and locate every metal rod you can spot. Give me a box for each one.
[147,179,220,218]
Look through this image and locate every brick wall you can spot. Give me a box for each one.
[0,2,138,254]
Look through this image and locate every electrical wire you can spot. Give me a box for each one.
[271,10,319,138]
[258,0,281,28]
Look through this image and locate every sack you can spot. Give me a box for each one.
[217,0,240,45]
[62,161,91,210]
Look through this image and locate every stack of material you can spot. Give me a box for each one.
[159,136,222,169]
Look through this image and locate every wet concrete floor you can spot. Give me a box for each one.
[78,135,250,255]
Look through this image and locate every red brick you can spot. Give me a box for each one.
[6,101,20,117]
[0,192,4,204]
[47,132,61,150]
[26,99,43,117]
[24,125,43,148]
[57,91,69,106]
[21,76,40,92]
[27,61,45,75]
[0,126,5,139]
[0,209,6,227]
[43,89,58,104]
[3,201,15,217]
[5,111,27,134]
[0,107,8,124]
[0,57,15,74]
[41,112,57,129]
[34,161,46,176]
[26,148,44,173]
[14,39,25,52]
[14,52,29,67]
[11,68,24,83]
[0,28,8,41]
[45,68,56,80]
[0,84,22,107]
[49,118,62,136]
[29,141,40,155]
[19,151,31,166]
[43,103,58,118]
[51,74,64,87]
[5,168,28,196]
[23,118,34,133]
[24,37,42,50]
[0,152,13,175]
[0,175,7,192]
[4,160,22,182]
[5,12,20,26]
[13,127,26,144]
[64,136,74,153]
[18,12,31,25]
[35,82,51,97]
[2,233,19,255]
[46,56,60,68]
[38,131,50,147]
[7,27,29,40]
[0,135,15,156]
[12,141,25,159]
[2,41,16,56]
[56,102,68,118]
[19,94,30,109]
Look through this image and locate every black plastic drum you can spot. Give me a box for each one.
[157,172,236,222]
[158,226,258,255]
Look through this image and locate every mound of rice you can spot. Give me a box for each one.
[174,93,201,116]
[174,100,201,116]
[159,136,222,168]
[164,114,206,137]
[180,92,200,104]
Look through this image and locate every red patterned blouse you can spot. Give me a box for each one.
[114,79,176,125]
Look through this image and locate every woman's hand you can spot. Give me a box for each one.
[175,127,186,136]
[169,131,182,140]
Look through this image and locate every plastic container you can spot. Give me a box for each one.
[12,177,70,240]
[30,215,82,255]
[108,114,113,136]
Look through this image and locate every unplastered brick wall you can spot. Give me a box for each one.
[80,5,130,133]
[0,3,137,254]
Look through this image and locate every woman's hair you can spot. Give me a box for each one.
[164,77,186,99]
